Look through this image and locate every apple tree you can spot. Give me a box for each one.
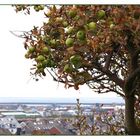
[14,5,140,134]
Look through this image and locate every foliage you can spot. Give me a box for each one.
[71,99,139,135]
[13,5,45,14]
[71,99,125,135]
[13,5,140,95]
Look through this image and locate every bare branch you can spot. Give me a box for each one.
[105,50,113,70]
[9,30,29,38]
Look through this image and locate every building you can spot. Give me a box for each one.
[0,116,20,134]
[46,127,62,135]
[16,105,24,112]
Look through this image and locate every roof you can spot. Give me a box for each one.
[25,119,48,134]
[46,127,62,135]
[31,130,47,135]
[18,119,77,135]
[54,123,75,135]
[0,128,11,135]
[0,116,19,124]
[17,105,24,112]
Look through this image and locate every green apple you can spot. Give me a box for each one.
[34,6,39,12]
[42,47,49,54]
[70,55,82,63]
[42,35,48,41]
[37,63,43,69]
[50,60,56,67]
[66,27,74,34]
[63,64,73,73]
[63,21,68,27]
[43,59,51,67]
[68,10,77,18]
[17,6,22,11]
[50,39,56,46]
[97,10,106,19]
[42,59,48,68]
[43,59,55,67]
[36,55,45,62]
[39,5,45,10]
[110,23,115,29]
[70,55,82,68]
[66,38,74,47]
[45,59,51,67]
[76,30,86,40]
[56,17,63,23]
[37,68,44,73]
[29,46,35,53]
[84,24,88,31]
[46,11,51,17]
[74,15,80,20]
[88,22,96,30]
[25,53,30,59]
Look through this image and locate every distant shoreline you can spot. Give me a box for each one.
[0,97,124,104]
[0,102,124,105]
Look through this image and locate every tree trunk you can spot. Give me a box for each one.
[125,95,140,135]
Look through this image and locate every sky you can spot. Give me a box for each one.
[0,5,124,103]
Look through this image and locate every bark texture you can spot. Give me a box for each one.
[125,95,140,135]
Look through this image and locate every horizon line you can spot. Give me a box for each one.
[0,96,124,104]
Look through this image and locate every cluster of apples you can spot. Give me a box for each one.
[25,7,106,76]
[65,9,106,47]
[25,44,56,75]
[62,9,106,73]
[14,5,45,13]
[33,5,45,12]
[63,55,82,73]
[35,54,55,74]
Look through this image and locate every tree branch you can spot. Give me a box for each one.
[105,50,113,70]
[46,68,66,84]
[131,48,140,70]
[10,30,29,38]
[95,64,124,89]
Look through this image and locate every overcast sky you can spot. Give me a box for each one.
[0,5,124,103]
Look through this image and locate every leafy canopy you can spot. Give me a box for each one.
[14,5,140,97]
